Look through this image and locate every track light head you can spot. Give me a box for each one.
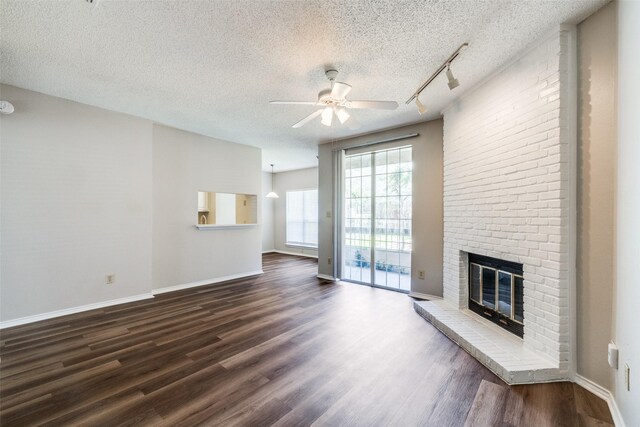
[446,65,459,90]
[415,96,427,115]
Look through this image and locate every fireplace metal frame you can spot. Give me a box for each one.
[468,254,524,338]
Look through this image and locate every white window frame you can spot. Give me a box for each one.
[285,188,318,249]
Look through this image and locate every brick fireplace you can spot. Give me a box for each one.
[415,26,577,384]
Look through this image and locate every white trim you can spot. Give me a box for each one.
[285,243,318,250]
[564,24,579,382]
[195,224,258,230]
[574,375,625,427]
[0,293,154,329]
[316,274,336,281]
[408,291,443,301]
[607,392,626,427]
[272,250,318,259]
[262,249,276,254]
[574,374,611,402]
[153,270,264,295]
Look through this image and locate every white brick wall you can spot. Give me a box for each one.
[442,27,575,371]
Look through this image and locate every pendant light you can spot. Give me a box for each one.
[266,164,279,198]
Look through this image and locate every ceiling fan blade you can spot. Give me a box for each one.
[292,109,323,128]
[270,101,318,105]
[331,82,352,100]
[346,100,399,110]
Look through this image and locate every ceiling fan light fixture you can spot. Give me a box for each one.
[336,107,350,124]
[446,64,460,90]
[415,96,427,115]
[321,107,333,126]
[266,164,279,198]
[272,69,398,129]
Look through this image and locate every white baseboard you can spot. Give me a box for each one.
[574,374,625,427]
[0,269,266,329]
[272,250,318,259]
[316,274,336,281]
[152,270,264,295]
[0,293,154,329]
[408,291,443,301]
[262,249,275,254]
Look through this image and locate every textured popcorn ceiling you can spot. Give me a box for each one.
[0,0,606,171]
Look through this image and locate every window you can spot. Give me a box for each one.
[286,189,318,248]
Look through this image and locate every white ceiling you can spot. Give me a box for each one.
[0,0,606,172]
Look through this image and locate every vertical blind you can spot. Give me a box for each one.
[286,189,318,247]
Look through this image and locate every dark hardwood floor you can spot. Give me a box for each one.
[1,253,613,426]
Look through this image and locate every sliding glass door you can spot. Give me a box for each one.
[342,146,412,292]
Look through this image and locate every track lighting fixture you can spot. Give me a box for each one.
[266,164,279,198]
[446,64,459,90]
[415,96,427,115]
[406,43,468,113]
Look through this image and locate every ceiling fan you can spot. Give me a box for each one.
[270,70,398,129]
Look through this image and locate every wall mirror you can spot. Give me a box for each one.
[197,192,258,227]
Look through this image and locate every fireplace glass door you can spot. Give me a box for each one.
[468,254,524,337]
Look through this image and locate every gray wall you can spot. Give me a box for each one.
[273,167,319,257]
[0,84,264,323]
[576,1,616,390]
[614,0,640,424]
[318,120,444,296]
[0,84,153,321]
[151,124,262,290]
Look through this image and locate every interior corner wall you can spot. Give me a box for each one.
[151,124,262,290]
[576,1,616,391]
[614,0,640,425]
[261,171,275,252]
[0,84,153,322]
[317,120,444,296]
[273,167,319,257]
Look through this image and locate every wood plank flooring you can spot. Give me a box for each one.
[1,253,614,426]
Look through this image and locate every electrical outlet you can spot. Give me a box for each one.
[106,274,115,285]
[418,270,425,280]
[625,363,631,391]
[327,257,332,265]
[326,211,332,218]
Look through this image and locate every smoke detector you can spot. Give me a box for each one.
[0,101,14,115]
